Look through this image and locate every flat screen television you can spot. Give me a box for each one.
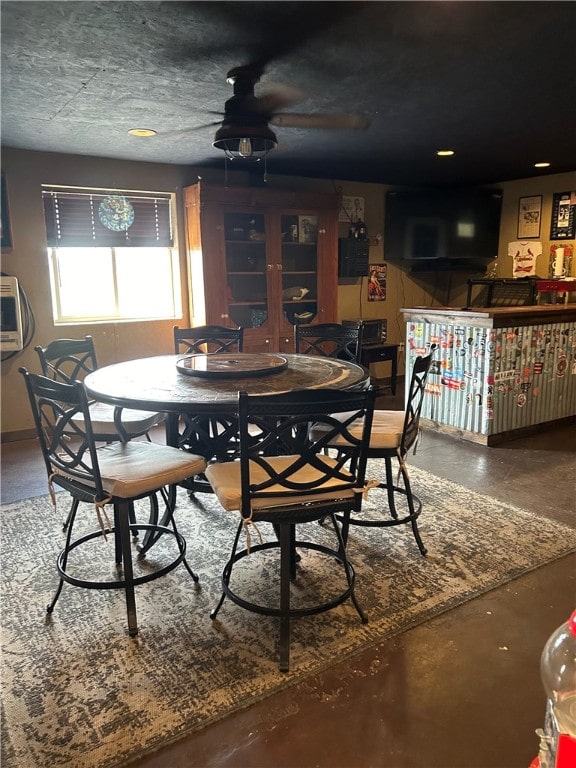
[384,187,502,271]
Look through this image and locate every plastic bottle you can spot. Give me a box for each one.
[535,610,576,768]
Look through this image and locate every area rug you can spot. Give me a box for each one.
[2,466,575,768]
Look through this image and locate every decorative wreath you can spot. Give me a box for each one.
[98,195,135,232]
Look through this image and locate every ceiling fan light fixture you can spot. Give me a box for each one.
[213,124,278,161]
[238,137,252,157]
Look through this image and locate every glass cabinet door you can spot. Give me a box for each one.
[280,214,319,327]
[224,212,269,330]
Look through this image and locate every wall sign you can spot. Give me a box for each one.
[549,244,573,278]
[550,191,576,240]
[517,195,542,238]
[367,263,386,301]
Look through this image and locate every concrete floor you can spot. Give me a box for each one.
[1,402,575,768]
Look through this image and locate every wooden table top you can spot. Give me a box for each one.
[85,353,369,414]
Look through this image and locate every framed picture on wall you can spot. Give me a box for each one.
[368,263,386,301]
[517,195,542,238]
[1,173,13,251]
[550,191,576,240]
[339,195,364,224]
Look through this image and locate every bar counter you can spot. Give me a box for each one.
[402,304,576,445]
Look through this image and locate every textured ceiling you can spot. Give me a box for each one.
[1,1,575,187]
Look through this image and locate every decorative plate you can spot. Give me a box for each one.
[176,353,288,379]
[98,195,135,232]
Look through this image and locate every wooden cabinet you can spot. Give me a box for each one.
[183,182,339,353]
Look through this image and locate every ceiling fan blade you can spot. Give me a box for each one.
[166,2,363,71]
[271,113,371,130]
[253,84,305,115]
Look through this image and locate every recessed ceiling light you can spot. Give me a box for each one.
[436,149,455,157]
[128,128,157,137]
[534,162,551,168]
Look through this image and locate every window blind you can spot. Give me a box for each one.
[42,187,173,247]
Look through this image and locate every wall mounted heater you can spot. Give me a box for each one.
[0,276,24,351]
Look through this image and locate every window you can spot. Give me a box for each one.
[42,186,182,324]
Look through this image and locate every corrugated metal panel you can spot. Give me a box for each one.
[491,321,576,433]
[406,318,576,438]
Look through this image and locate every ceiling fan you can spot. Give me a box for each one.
[169,63,371,161]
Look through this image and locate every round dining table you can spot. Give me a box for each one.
[84,352,370,417]
[84,352,369,552]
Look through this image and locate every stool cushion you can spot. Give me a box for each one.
[205,454,356,512]
[55,442,206,499]
[363,409,404,449]
[310,409,405,450]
